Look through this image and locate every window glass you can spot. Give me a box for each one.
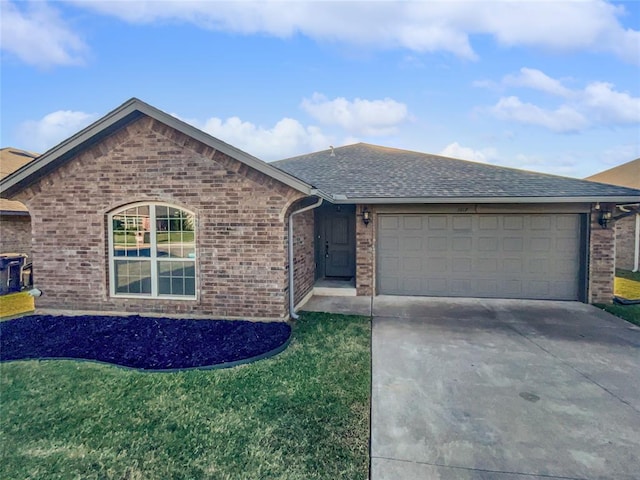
[158,261,196,296]
[110,204,196,298]
[114,260,152,294]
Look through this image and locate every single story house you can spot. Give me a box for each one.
[586,159,640,272]
[1,98,639,320]
[0,147,38,258]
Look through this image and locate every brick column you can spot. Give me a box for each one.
[355,205,374,296]
[589,205,615,304]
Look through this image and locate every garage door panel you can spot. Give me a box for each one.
[401,236,423,251]
[453,216,473,230]
[478,237,499,251]
[403,216,422,229]
[377,213,581,300]
[425,257,447,273]
[428,216,447,229]
[379,236,399,250]
[427,236,448,251]
[449,279,471,295]
[379,216,399,230]
[452,237,472,251]
[479,216,499,229]
[504,237,524,252]
[530,237,551,251]
[504,216,524,229]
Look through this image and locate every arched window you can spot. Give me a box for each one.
[108,203,196,298]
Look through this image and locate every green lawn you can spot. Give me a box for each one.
[615,269,640,300]
[596,270,640,327]
[0,313,371,480]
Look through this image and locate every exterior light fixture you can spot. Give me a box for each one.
[362,208,371,226]
[598,210,612,229]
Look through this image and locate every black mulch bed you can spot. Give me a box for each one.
[0,315,291,371]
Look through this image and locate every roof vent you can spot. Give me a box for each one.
[329,145,335,157]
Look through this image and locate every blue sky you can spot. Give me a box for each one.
[1,0,639,178]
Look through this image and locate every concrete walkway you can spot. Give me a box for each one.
[371,297,640,480]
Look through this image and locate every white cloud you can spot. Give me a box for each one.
[193,116,331,161]
[17,110,98,152]
[490,96,589,133]
[582,82,640,124]
[503,68,573,97]
[0,1,87,67]
[301,93,409,136]
[440,142,497,163]
[485,68,640,132]
[67,0,639,64]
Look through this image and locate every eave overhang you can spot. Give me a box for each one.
[0,98,316,198]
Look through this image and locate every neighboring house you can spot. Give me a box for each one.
[1,98,639,320]
[0,147,38,257]
[586,159,640,272]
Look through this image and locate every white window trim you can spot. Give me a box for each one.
[108,202,197,300]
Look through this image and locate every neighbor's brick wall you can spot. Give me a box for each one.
[355,204,375,296]
[289,206,315,307]
[0,215,31,258]
[614,214,637,271]
[589,205,616,304]
[14,116,305,319]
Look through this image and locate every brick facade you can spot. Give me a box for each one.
[290,207,315,307]
[14,116,305,320]
[0,215,31,258]
[355,204,375,296]
[588,205,616,304]
[614,214,637,271]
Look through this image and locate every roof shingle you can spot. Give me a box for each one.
[273,143,640,201]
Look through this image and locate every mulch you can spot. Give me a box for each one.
[0,314,291,371]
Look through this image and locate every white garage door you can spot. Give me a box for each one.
[377,214,582,300]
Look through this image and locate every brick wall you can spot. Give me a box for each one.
[0,215,31,258]
[289,206,315,307]
[355,204,375,296]
[14,116,306,319]
[614,214,637,271]
[588,205,616,304]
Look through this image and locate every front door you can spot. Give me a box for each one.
[316,204,356,278]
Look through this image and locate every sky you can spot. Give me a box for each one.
[1,0,639,179]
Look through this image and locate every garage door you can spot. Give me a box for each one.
[377,214,582,300]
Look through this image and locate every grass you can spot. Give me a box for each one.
[0,312,371,480]
[596,270,640,327]
[615,269,640,300]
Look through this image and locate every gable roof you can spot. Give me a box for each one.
[0,98,316,199]
[273,143,640,204]
[585,158,640,190]
[0,148,38,214]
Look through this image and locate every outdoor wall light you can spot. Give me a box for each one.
[362,208,371,227]
[598,210,612,229]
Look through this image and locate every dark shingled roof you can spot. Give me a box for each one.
[273,143,640,201]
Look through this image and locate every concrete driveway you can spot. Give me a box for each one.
[371,297,640,480]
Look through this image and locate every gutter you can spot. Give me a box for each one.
[329,195,640,204]
[634,214,640,273]
[288,194,323,320]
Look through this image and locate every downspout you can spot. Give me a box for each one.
[288,196,324,320]
[634,213,640,272]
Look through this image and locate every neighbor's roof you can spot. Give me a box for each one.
[0,98,315,199]
[0,148,38,214]
[273,143,640,204]
[585,158,640,190]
